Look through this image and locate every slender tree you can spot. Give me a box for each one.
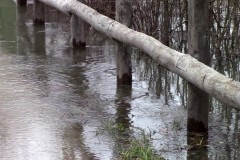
[187,0,210,133]
[161,0,170,46]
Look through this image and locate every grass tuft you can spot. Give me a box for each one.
[120,131,165,160]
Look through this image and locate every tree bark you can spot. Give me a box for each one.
[115,0,133,85]
[70,0,87,48]
[187,0,210,133]
[33,0,45,25]
[161,0,170,46]
[30,0,240,109]
[17,0,27,5]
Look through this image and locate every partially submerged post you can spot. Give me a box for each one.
[187,0,210,133]
[17,0,27,5]
[115,0,133,85]
[33,0,45,25]
[70,0,87,48]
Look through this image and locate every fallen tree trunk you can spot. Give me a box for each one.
[37,0,240,109]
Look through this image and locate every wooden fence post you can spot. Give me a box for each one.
[33,0,45,25]
[116,0,133,85]
[70,0,87,48]
[17,0,27,5]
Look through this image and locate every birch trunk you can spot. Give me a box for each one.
[32,0,240,109]
[116,0,133,85]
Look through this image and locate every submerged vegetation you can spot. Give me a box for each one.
[96,120,165,160]
[120,130,165,160]
[120,134,165,160]
[187,133,208,151]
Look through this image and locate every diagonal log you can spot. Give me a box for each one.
[37,0,240,108]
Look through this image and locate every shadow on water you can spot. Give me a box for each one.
[1,0,240,160]
[62,121,106,160]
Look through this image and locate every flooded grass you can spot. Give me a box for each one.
[187,133,208,150]
[97,120,165,160]
[172,118,184,131]
[120,130,165,160]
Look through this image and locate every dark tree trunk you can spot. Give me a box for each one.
[17,0,27,5]
[161,0,170,46]
[184,0,188,32]
[115,0,133,85]
[70,0,87,48]
[33,0,45,25]
[187,0,210,133]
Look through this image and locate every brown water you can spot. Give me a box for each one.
[0,1,240,160]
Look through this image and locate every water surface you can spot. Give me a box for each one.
[0,1,240,160]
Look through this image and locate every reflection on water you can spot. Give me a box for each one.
[1,0,240,160]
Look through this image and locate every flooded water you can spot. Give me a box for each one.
[0,1,240,160]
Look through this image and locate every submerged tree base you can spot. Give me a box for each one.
[72,38,86,48]
[187,118,208,133]
[33,18,45,25]
[187,132,208,151]
[17,0,27,5]
[117,73,132,86]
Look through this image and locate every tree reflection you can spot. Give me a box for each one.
[114,85,132,155]
[115,85,132,134]
[16,5,30,55]
[62,123,97,160]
